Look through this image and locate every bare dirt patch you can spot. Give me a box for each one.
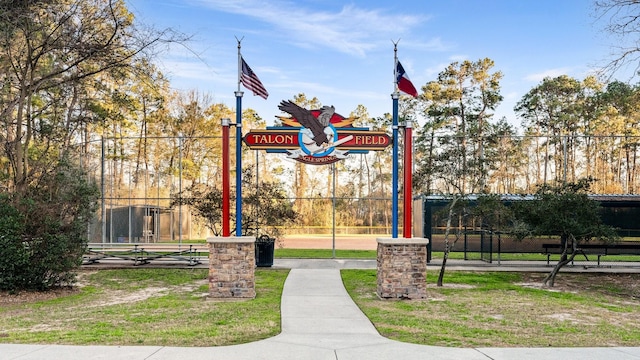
[0,288,78,306]
[0,271,95,306]
[427,283,476,289]
[520,272,640,299]
[0,272,208,308]
[82,280,208,308]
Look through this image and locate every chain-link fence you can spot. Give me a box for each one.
[84,136,399,243]
[84,135,640,246]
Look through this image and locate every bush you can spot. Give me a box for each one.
[0,160,99,292]
[173,168,297,238]
[0,197,30,291]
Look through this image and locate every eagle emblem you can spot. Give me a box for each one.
[278,100,353,158]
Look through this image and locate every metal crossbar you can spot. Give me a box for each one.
[83,243,203,266]
[542,243,640,266]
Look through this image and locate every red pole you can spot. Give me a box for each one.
[403,120,413,238]
[221,118,231,237]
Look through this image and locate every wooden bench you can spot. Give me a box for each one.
[542,243,640,266]
[83,243,202,266]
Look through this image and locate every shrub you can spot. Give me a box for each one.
[0,160,99,291]
[0,196,30,291]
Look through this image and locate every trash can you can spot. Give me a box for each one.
[255,235,275,267]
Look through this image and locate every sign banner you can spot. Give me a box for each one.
[243,101,391,165]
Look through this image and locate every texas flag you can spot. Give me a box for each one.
[395,61,419,98]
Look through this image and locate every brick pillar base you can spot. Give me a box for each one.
[377,238,430,300]
[207,236,256,299]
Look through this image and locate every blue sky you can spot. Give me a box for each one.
[125,0,618,130]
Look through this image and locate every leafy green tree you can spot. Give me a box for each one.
[416,58,503,194]
[242,168,298,238]
[591,81,640,193]
[173,168,297,239]
[512,179,619,286]
[485,119,527,193]
[515,75,580,184]
[473,194,514,233]
[174,182,224,236]
[435,194,513,287]
[515,75,601,185]
[415,58,504,285]
[0,0,185,192]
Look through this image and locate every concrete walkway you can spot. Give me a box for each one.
[3,260,640,359]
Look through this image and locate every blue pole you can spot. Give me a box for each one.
[392,92,399,238]
[235,92,243,236]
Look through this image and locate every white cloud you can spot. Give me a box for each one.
[403,37,452,53]
[421,56,470,78]
[449,54,469,62]
[503,91,520,101]
[158,58,226,83]
[192,0,425,57]
[524,68,572,82]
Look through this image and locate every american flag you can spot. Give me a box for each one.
[241,57,269,100]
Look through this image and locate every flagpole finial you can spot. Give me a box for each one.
[392,39,400,89]
[392,38,400,52]
[235,35,244,48]
[236,36,244,92]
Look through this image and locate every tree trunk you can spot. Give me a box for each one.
[543,234,577,287]
[543,135,549,184]
[632,146,638,194]
[437,251,448,287]
[437,196,459,287]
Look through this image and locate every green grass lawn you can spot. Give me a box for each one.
[0,268,288,346]
[342,269,640,347]
[3,267,640,347]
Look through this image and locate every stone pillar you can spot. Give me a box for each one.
[377,237,430,300]
[207,236,256,299]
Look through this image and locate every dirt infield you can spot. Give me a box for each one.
[278,234,381,250]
